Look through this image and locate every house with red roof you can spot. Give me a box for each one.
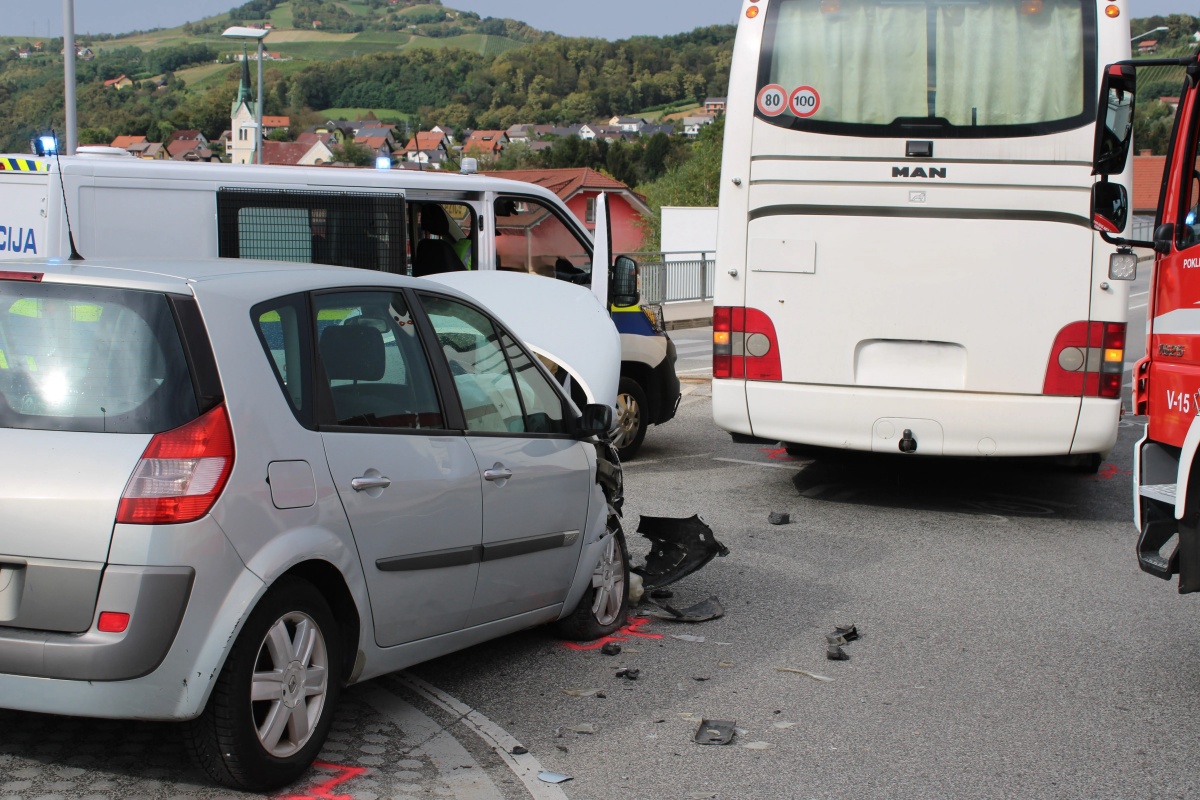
[262,139,335,166]
[484,167,651,253]
[404,131,450,169]
[463,130,508,163]
[1133,152,1167,216]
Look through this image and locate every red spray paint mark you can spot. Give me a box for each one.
[759,447,800,462]
[561,616,663,651]
[1088,463,1131,481]
[280,762,368,800]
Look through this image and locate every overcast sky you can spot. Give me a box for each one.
[0,0,1191,39]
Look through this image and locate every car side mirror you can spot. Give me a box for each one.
[1092,64,1135,177]
[577,403,613,438]
[611,255,639,309]
[1091,181,1129,236]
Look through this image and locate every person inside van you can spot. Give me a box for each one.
[412,205,471,276]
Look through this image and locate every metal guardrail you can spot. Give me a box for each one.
[1130,217,1155,241]
[627,252,716,305]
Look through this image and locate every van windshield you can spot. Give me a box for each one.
[757,0,1093,137]
[0,282,198,433]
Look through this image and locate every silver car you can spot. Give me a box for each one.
[0,257,629,791]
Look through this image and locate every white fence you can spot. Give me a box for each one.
[629,252,716,305]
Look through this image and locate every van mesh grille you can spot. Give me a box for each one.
[216,188,407,274]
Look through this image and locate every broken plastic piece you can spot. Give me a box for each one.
[629,572,644,605]
[826,645,849,661]
[776,667,834,682]
[651,588,674,599]
[600,641,622,656]
[671,634,705,643]
[768,512,790,525]
[633,515,729,591]
[645,596,725,623]
[511,745,528,755]
[569,723,598,734]
[616,667,641,680]
[538,771,573,784]
[562,687,601,697]
[834,624,859,642]
[694,719,737,745]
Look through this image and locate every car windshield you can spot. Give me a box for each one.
[0,281,198,433]
[758,0,1092,136]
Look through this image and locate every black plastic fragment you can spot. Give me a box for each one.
[650,588,674,599]
[645,596,725,623]
[511,745,529,755]
[768,512,790,525]
[616,667,641,681]
[834,624,859,642]
[695,719,737,745]
[600,642,622,656]
[826,645,849,661]
[633,514,729,591]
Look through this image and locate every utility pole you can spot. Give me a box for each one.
[62,0,77,154]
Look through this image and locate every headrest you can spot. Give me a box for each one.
[421,205,451,237]
[319,325,385,382]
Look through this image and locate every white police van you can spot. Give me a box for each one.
[0,150,679,457]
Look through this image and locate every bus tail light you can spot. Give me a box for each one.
[713,306,782,381]
[1043,321,1126,399]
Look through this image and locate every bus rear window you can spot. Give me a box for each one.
[758,0,1093,137]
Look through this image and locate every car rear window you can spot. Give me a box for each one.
[0,281,198,433]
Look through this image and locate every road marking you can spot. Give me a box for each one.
[1130,302,1147,310]
[1130,291,1149,298]
[396,673,571,800]
[676,366,714,374]
[623,452,713,467]
[359,683,508,800]
[713,457,808,470]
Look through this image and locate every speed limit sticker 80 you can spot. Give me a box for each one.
[757,84,787,117]
[789,86,820,118]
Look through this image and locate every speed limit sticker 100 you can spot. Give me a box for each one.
[789,86,820,118]
[757,84,787,117]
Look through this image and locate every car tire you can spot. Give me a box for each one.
[183,576,342,792]
[554,521,629,641]
[613,377,648,461]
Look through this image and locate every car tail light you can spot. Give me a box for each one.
[713,306,782,381]
[116,403,235,525]
[1043,321,1126,400]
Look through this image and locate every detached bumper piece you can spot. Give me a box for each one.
[1138,483,1200,593]
[632,514,729,591]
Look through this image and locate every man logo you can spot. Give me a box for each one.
[892,167,947,179]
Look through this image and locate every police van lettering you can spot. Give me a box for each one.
[0,226,37,253]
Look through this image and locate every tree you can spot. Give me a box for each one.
[332,140,374,166]
[638,122,723,250]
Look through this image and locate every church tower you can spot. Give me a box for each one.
[230,50,256,165]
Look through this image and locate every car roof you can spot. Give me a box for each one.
[0,256,469,300]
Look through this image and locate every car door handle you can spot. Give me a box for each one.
[483,467,513,482]
[351,476,392,492]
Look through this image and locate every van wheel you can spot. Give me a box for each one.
[613,377,648,461]
[555,522,629,640]
[183,577,342,792]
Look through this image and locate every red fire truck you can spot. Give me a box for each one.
[1097,56,1200,592]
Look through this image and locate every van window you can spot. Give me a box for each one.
[494,197,591,285]
[217,188,407,273]
[0,282,198,433]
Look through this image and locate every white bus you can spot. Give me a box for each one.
[713,0,1133,468]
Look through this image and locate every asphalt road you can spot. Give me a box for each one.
[3,275,1195,800]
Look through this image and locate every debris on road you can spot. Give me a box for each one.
[510,745,528,755]
[651,588,674,599]
[600,642,622,656]
[772,721,798,729]
[633,515,729,591]
[616,667,641,681]
[827,645,849,661]
[671,634,706,643]
[742,741,775,750]
[645,596,725,623]
[568,723,598,734]
[834,624,859,642]
[629,572,645,605]
[768,512,790,525]
[694,719,737,745]
[562,687,602,697]
[538,771,573,784]
[776,667,834,682]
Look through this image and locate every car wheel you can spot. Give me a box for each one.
[613,377,648,461]
[183,577,342,792]
[555,521,629,640]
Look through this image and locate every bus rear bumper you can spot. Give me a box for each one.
[716,380,1119,458]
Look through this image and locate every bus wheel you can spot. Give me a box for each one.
[613,377,648,461]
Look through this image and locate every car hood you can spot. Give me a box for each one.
[425,271,621,414]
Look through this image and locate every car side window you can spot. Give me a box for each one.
[498,332,567,434]
[252,294,313,426]
[313,291,444,430]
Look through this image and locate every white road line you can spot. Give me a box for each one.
[677,367,714,374]
[622,452,713,468]
[1130,291,1149,298]
[397,673,571,800]
[713,457,809,470]
[359,682,507,800]
[1129,302,1147,310]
